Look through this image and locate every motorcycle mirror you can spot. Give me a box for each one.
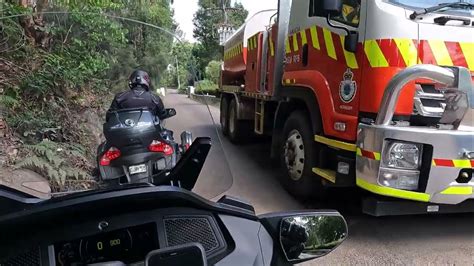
[180,131,193,153]
[162,108,177,119]
[280,214,347,262]
[153,137,211,191]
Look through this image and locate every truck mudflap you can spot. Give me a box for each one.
[356,65,474,207]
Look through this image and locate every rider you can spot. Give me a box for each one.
[108,70,166,118]
[281,219,309,260]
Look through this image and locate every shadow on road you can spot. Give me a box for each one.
[232,139,474,263]
[164,89,473,264]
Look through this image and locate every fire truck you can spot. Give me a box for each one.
[219,0,474,216]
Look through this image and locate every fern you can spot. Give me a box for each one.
[15,156,62,186]
[63,167,89,180]
[16,140,91,191]
[68,147,89,163]
[24,141,65,167]
[15,155,50,170]
[0,95,18,107]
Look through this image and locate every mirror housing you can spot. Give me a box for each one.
[323,0,342,15]
[344,31,359,53]
[153,137,211,190]
[180,131,193,152]
[259,211,347,265]
[162,108,177,119]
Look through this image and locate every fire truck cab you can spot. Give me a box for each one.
[219,0,474,215]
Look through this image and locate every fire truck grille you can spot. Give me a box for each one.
[413,84,446,118]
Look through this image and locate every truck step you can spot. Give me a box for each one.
[254,99,265,134]
[312,167,336,183]
[362,197,474,216]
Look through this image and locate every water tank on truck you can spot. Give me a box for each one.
[222,10,277,85]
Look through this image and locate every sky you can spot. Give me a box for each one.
[172,0,278,42]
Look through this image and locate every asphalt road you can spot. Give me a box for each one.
[164,90,474,265]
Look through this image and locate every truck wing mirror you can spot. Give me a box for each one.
[344,31,359,53]
[323,0,343,15]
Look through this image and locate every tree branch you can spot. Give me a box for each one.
[63,23,74,44]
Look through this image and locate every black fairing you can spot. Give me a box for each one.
[104,108,162,148]
[99,108,176,182]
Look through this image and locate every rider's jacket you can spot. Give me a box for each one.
[109,86,165,118]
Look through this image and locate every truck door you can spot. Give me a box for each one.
[302,0,365,119]
[320,0,364,118]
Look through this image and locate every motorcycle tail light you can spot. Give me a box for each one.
[100,147,121,166]
[149,140,173,155]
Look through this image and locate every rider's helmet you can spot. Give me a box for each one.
[129,70,151,91]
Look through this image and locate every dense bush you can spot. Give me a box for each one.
[205,60,222,85]
[195,79,218,96]
[0,0,177,191]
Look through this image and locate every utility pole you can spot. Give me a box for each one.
[207,0,244,45]
[175,55,181,90]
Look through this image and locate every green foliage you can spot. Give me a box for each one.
[0,95,19,108]
[162,41,198,88]
[15,140,90,191]
[193,0,248,73]
[205,60,222,84]
[195,79,218,96]
[297,216,347,251]
[53,0,124,10]
[229,3,248,27]
[177,86,187,94]
[1,0,178,192]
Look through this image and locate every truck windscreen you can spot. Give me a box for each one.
[389,0,474,9]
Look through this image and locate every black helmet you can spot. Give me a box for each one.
[129,70,151,90]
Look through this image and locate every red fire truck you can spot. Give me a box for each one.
[219,0,474,215]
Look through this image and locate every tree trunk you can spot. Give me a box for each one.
[18,0,51,48]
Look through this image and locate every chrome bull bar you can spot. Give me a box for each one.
[376,65,473,128]
[357,65,474,205]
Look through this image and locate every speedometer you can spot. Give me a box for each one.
[55,223,158,265]
[80,229,133,263]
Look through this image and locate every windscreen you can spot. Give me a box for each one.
[0,1,233,200]
[388,0,474,8]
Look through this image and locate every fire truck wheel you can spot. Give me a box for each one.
[220,97,230,136]
[228,98,251,143]
[280,111,322,199]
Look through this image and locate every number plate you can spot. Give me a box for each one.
[129,164,147,175]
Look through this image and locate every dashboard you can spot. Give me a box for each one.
[4,208,230,265]
[54,222,159,265]
[0,187,273,266]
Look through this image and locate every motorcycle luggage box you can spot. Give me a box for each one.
[104,109,159,147]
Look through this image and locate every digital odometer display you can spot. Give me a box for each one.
[55,223,158,265]
[82,229,133,261]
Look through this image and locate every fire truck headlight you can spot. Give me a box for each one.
[379,168,420,191]
[382,141,422,170]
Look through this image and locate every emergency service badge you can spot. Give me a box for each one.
[339,69,357,103]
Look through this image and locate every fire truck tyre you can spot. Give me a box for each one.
[280,111,322,199]
[220,97,230,136]
[228,98,251,143]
